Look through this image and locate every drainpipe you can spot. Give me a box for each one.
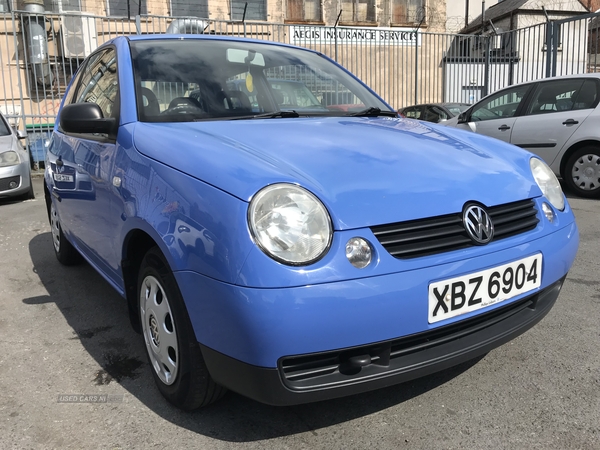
[166,18,208,34]
[22,0,53,87]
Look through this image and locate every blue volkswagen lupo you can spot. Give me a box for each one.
[45,35,579,409]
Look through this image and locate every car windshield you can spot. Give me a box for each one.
[130,39,391,122]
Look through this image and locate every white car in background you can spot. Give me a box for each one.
[0,111,34,200]
[443,73,600,199]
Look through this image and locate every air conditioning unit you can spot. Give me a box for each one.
[60,13,98,59]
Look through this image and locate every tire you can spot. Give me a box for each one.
[49,202,82,265]
[22,176,35,200]
[138,247,226,410]
[26,184,35,200]
[564,146,600,199]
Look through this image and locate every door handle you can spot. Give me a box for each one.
[562,119,579,125]
[498,125,511,131]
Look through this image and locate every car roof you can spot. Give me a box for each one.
[118,33,319,54]
[475,73,600,102]
[497,73,600,87]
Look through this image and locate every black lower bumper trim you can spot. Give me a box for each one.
[200,277,565,406]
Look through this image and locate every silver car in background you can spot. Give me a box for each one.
[0,112,34,200]
[443,73,600,199]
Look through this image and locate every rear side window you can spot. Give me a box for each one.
[403,107,421,119]
[572,79,599,111]
[526,79,585,115]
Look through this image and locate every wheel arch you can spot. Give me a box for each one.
[121,229,162,333]
[43,178,52,221]
[559,139,600,179]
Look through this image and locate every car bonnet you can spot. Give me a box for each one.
[132,117,541,230]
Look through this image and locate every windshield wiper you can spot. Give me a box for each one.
[348,107,398,118]
[228,110,301,120]
[252,110,300,119]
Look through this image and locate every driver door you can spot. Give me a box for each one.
[49,47,122,284]
[461,84,534,143]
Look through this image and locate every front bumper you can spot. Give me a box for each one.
[201,277,564,405]
[0,160,31,198]
[175,220,578,405]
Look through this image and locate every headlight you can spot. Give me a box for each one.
[0,150,20,167]
[248,183,332,265]
[530,158,564,211]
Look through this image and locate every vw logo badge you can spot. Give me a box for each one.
[463,205,494,244]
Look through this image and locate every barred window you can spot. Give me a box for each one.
[43,0,81,12]
[231,0,267,20]
[0,0,12,13]
[391,0,425,25]
[340,0,375,23]
[171,0,209,18]
[286,0,321,22]
[107,0,147,18]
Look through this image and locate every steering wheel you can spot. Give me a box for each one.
[161,104,206,116]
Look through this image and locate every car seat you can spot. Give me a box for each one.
[139,87,160,116]
[225,90,252,112]
[531,89,558,114]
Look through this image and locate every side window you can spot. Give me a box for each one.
[471,85,530,122]
[403,107,421,119]
[73,48,118,119]
[231,0,266,20]
[572,79,599,111]
[269,81,322,108]
[526,79,584,115]
[425,106,449,122]
[340,0,376,23]
[286,0,322,22]
[62,61,88,106]
[107,0,147,17]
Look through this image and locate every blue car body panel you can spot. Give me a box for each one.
[176,221,578,368]
[44,34,579,405]
[133,119,541,230]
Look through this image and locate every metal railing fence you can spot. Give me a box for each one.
[0,10,598,169]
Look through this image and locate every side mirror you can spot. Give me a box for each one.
[60,103,116,136]
[457,112,468,124]
[16,129,27,139]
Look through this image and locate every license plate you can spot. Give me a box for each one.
[54,173,74,182]
[428,254,542,324]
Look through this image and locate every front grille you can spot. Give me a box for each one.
[0,176,20,192]
[279,288,542,391]
[370,199,539,259]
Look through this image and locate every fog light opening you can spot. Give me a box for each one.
[346,237,372,269]
[542,202,555,223]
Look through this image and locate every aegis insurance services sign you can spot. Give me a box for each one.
[290,26,421,46]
